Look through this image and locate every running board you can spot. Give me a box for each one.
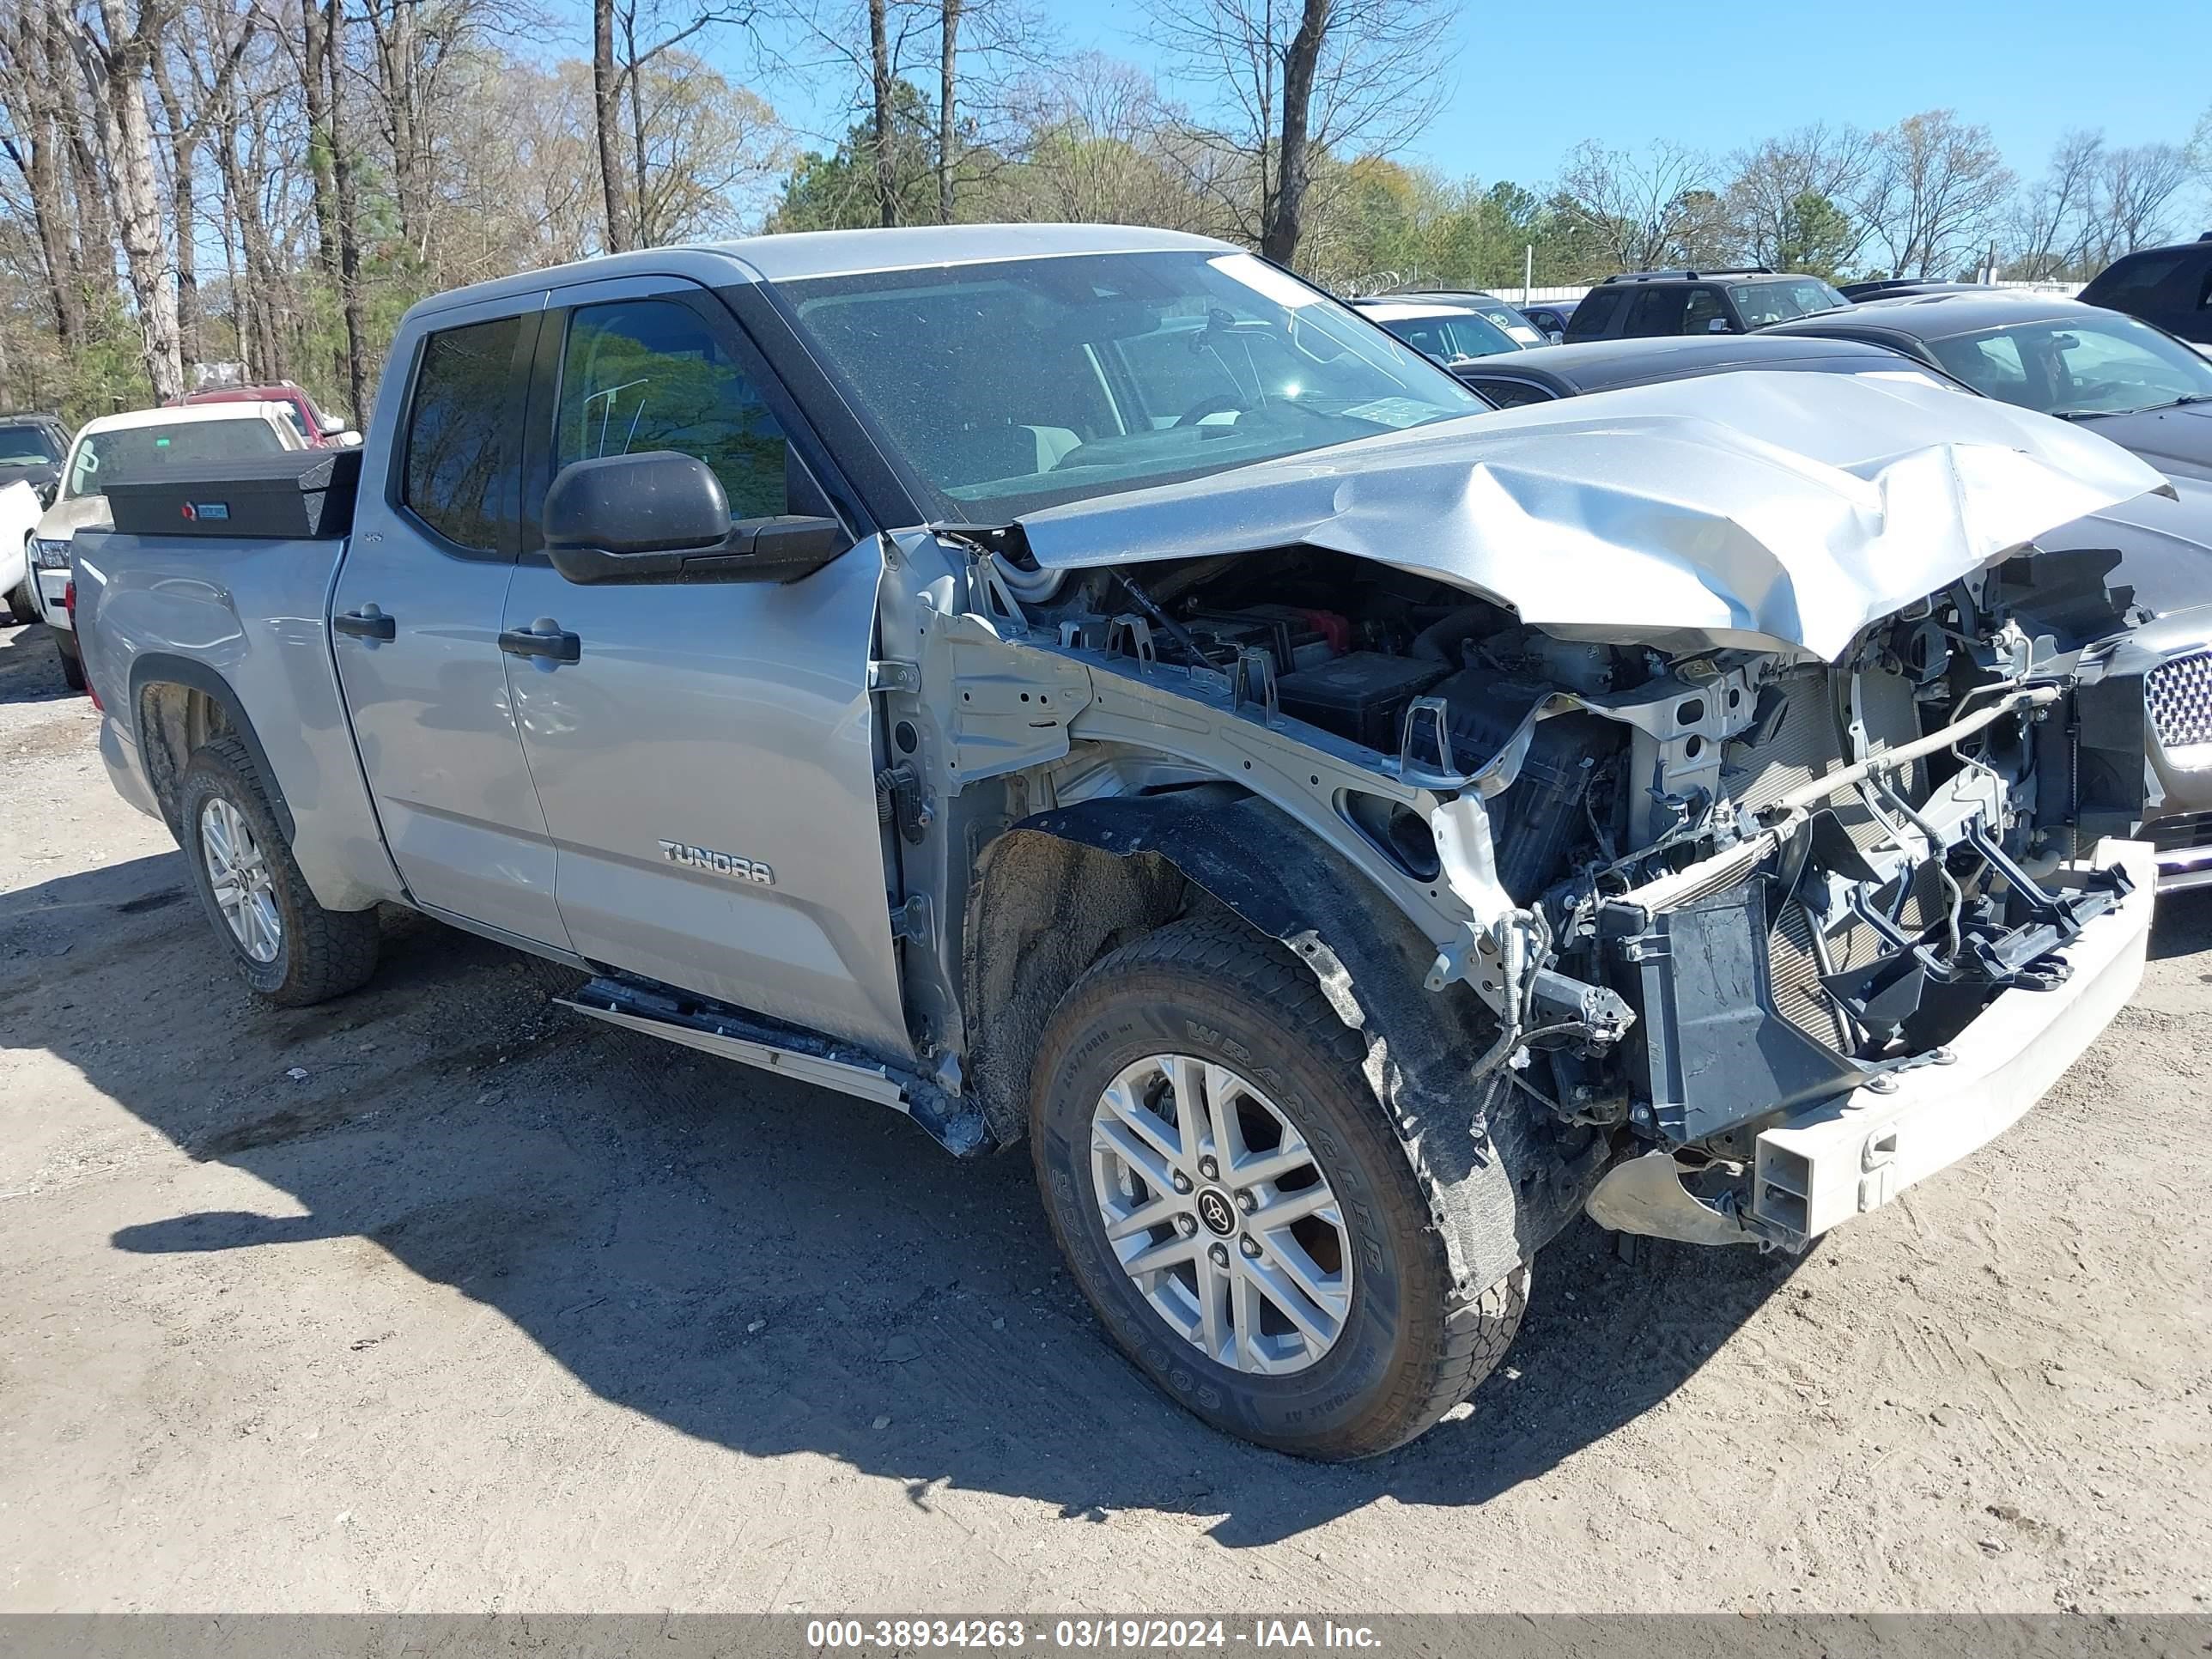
[555,976,992,1156]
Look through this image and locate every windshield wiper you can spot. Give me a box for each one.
[2061,393,2212,419]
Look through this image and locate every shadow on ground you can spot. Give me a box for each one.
[0,619,73,707]
[20,848,2199,1547]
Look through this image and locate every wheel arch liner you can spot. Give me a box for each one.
[964,789,1602,1295]
[127,653,295,842]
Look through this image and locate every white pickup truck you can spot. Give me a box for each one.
[27,401,304,688]
[71,225,2165,1459]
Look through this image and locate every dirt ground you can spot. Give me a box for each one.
[1,611,2208,1617]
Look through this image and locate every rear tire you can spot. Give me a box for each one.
[54,630,87,691]
[6,579,32,622]
[1030,917,1528,1461]
[178,736,380,1006]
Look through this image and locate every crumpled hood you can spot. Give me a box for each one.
[1017,371,2168,662]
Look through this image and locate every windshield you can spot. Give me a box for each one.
[1736,278,1850,326]
[0,427,61,465]
[1464,301,1547,347]
[1378,309,1522,363]
[780,250,1487,521]
[1923,313,2212,418]
[66,418,284,499]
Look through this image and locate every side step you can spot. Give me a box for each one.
[555,975,992,1156]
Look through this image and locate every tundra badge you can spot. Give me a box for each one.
[657,841,774,885]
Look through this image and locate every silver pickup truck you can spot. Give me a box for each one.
[75,225,2166,1460]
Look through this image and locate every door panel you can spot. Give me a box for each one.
[503,550,908,1054]
[506,280,908,1058]
[331,306,573,951]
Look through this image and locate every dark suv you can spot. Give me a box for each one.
[0,412,70,507]
[2080,234,2212,346]
[1565,268,1850,343]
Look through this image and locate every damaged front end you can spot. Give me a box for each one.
[931,372,2169,1259]
[1419,587,2152,1251]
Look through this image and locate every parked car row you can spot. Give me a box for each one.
[1355,230,2212,372]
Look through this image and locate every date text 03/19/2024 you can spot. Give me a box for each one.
[803,1619,1383,1650]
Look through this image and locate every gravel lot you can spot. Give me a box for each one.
[2,611,2208,1615]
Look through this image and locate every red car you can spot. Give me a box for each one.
[176,382,354,447]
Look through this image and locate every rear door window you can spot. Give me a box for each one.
[1566,288,1624,337]
[2087,251,2186,311]
[401,316,526,554]
[1681,289,1729,334]
[1625,288,1688,335]
[555,298,792,520]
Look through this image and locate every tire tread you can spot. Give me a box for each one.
[1036,916,1528,1460]
[181,736,380,1006]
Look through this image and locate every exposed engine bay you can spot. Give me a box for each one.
[996,539,2147,1242]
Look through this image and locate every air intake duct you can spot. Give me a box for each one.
[1434,670,1616,904]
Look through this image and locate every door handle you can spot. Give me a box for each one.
[499,622,581,664]
[333,606,395,641]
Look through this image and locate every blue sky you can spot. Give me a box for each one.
[725,0,2211,198]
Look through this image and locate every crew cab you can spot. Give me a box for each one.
[73,226,2166,1460]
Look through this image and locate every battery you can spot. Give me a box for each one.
[1275,652,1449,750]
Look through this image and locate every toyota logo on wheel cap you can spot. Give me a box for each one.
[1196,1188,1237,1237]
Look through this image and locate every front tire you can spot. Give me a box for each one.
[178,736,380,1006]
[7,578,33,622]
[1030,918,1528,1460]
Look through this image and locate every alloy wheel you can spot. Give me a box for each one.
[200,796,283,964]
[1089,1054,1353,1376]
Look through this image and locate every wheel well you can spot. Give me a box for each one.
[961,830,1206,1145]
[959,791,1604,1294]
[137,681,237,834]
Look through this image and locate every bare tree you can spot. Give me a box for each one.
[0,5,88,347]
[999,54,1200,228]
[1725,122,1880,272]
[2008,128,2106,279]
[1556,138,1723,273]
[592,0,633,249]
[1145,0,1453,267]
[2092,143,2191,264]
[149,3,254,377]
[623,48,786,241]
[592,0,762,248]
[75,0,185,401]
[935,0,957,222]
[358,0,514,266]
[866,0,895,223]
[289,0,338,281]
[202,10,289,377]
[319,0,367,415]
[1859,109,2014,279]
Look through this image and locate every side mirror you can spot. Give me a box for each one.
[544,451,848,585]
[1547,330,1564,345]
[334,430,363,448]
[319,412,348,435]
[1707,317,1731,333]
